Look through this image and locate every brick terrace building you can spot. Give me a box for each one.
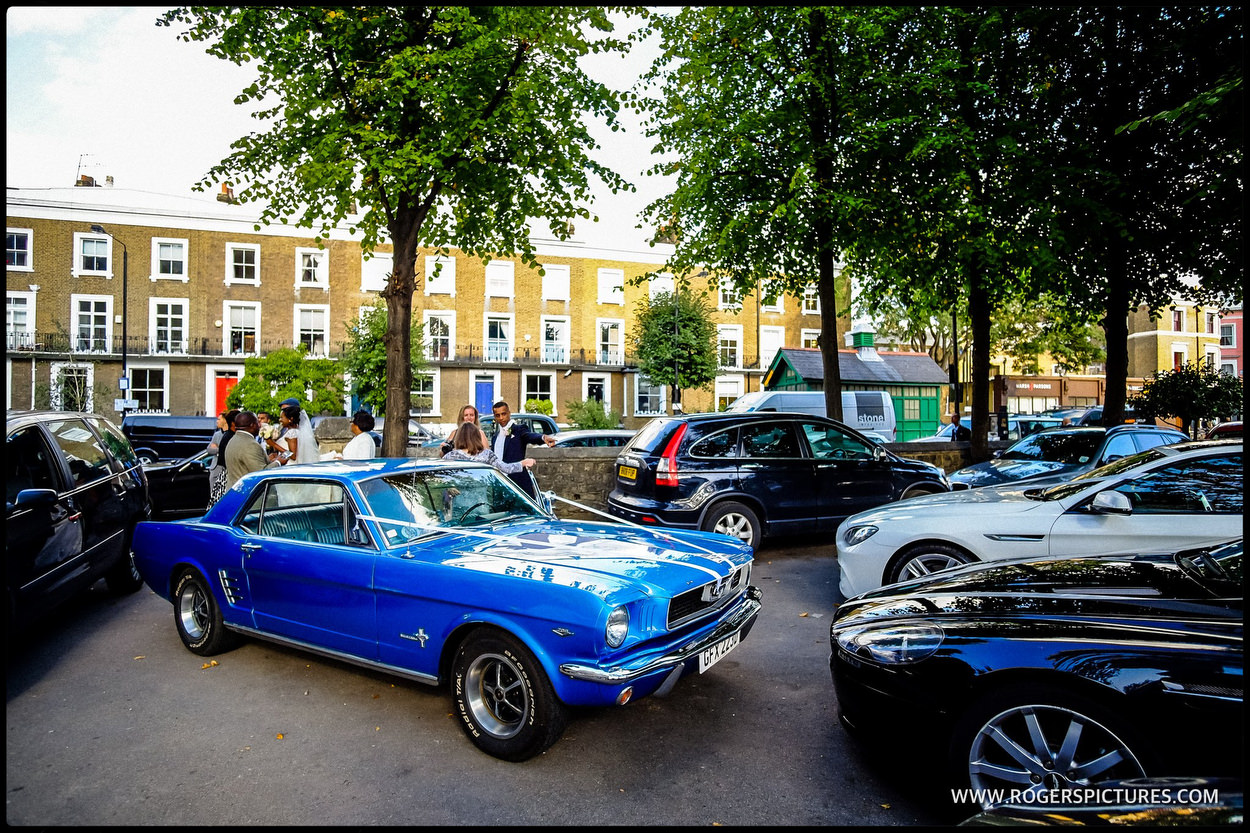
[6,184,842,430]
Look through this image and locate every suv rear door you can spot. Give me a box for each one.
[735,420,819,533]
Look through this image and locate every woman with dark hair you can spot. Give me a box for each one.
[268,404,320,465]
[442,423,534,475]
[207,408,240,506]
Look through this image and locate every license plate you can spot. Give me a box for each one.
[698,631,740,673]
[618,465,637,481]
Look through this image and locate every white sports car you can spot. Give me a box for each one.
[837,440,1242,599]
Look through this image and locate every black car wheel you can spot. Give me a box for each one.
[452,630,567,762]
[887,542,971,585]
[950,684,1150,809]
[173,570,239,656]
[703,501,761,549]
[104,541,144,595]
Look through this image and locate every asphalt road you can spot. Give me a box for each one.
[6,535,948,827]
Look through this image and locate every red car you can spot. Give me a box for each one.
[1206,421,1243,439]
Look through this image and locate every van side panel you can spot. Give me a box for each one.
[729,391,896,440]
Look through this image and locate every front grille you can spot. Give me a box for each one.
[667,564,749,629]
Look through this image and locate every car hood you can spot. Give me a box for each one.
[416,518,754,602]
[843,482,1053,524]
[837,551,1236,625]
[951,457,1074,486]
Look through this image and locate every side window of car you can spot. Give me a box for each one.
[89,418,139,471]
[690,428,738,458]
[46,419,114,488]
[6,427,62,504]
[1113,454,1243,513]
[248,481,348,545]
[1133,431,1181,454]
[800,422,872,461]
[740,423,800,458]
[1100,433,1139,463]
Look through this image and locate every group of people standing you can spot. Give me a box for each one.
[204,398,552,508]
[206,398,326,507]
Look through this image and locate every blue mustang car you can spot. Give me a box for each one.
[132,458,761,761]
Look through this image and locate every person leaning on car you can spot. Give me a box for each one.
[225,411,271,491]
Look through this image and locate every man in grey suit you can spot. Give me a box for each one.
[225,411,270,491]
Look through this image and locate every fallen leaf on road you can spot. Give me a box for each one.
[799,612,810,617]
[276,733,285,740]
[134,655,145,660]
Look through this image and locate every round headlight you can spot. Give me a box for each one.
[834,623,944,664]
[843,524,879,547]
[605,605,629,648]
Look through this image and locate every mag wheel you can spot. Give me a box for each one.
[704,501,761,549]
[173,570,238,656]
[888,542,971,586]
[452,630,567,762]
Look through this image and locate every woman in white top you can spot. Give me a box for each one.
[340,410,377,459]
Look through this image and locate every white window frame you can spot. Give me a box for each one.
[295,247,330,290]
[484,313,514,362]
[148,297,190,355]
[634,373,666,416]
[583,373,610,410]
[70,293,113,353]
[224,242,261,286]
[523,371,558,415]
[424,255,456,296]
[485,260,515,299]
[1204,347,1220,370]
[294,303,331,357]
[412,367,441,417]
[597,267,624,306]
[71,231,112,278]
[649,272,675,299]
[596,318,624,365]
[7,227,34,272]
[801,328,821,349]
[715,375,744,411]
[1219,323,1235,348]
[541,263,570,301]
[223,301,262,357]
[802,284,820,315]
[423,310,455,361]
[49,361,94,412]
[1170,343,1189,370]
[150,237,190,283]
[760,285,784,313]
[361,251,391,292]
[541,315,571,364]
[760,324,785,368]
[129,362,170,413]
[1205,312,1218,334]
[1172,309,1185,332]
[718,278,741,311]
[7,290,36,349]
[718,324,743,369]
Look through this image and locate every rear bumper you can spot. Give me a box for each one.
[606,493,701,531]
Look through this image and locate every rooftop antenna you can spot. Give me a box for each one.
[76,153,97,183]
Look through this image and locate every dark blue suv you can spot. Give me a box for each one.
[607,412,950,549]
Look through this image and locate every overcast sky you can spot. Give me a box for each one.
[5,6,670,252]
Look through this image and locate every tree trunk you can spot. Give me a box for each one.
[819,253,844,421]
[382,207,422,457]
[969,265,992,459]
[1100,237,1130,427]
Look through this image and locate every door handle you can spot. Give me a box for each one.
[241,543,261,556]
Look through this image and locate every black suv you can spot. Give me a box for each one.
[122,414,218,462]
[6,410,150,628]
[607,412,950,549]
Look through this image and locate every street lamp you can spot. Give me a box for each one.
[90,224,128,416]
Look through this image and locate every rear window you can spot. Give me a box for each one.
[623,418,679,455]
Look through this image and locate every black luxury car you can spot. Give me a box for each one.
[6,410,150,628]
[607,411,950,549]
[949,424,1187,489]
[830,539,1244,814]
[142,449,215,519]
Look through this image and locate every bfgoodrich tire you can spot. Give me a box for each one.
[452,630,567,762]
[173,570,239,656]
[703,501,762,550]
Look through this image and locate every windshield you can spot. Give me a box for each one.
[358,466,543,546]
[1031,447,1170,501]
[1000,430,1102,463]
[724,392,768,412]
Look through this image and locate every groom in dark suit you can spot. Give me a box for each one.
[490,400,555,499]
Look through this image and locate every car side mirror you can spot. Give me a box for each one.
[993,449,1003,458]
[15,488,58,508]
[1104,454,1123,464]
[1090,491,1132,515]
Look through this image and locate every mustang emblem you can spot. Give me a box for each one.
[400,628,430,647]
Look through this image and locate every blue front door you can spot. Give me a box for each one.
[475,381,493,417]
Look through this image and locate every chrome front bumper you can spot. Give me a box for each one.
[559,586,763,684]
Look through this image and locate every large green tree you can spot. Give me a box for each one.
[1129,362,1244,438]
[629,288,719,411]
[637,7,882,421]
[226,346,345,416]
[161,6,637,454]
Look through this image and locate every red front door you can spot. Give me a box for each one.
[215,373,239,414]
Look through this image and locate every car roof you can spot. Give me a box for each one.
[6,410,118,429]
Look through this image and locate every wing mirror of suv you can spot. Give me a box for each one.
[15,488,59,508]
[1090,490,1132,515]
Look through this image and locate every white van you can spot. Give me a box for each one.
[726,390,897,441]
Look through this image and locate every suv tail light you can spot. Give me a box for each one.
[654,422,688,487]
